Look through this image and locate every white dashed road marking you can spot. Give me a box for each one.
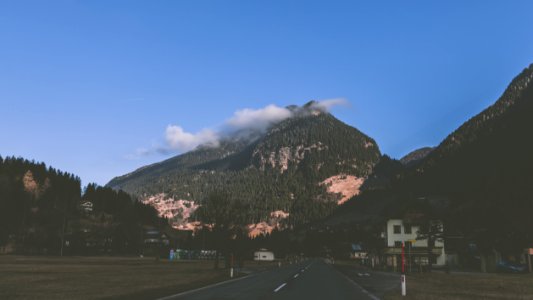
[274,283,287,293]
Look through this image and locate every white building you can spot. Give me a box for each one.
[254,249,275,261]
[383,219,446,267]
[79,201,93,213]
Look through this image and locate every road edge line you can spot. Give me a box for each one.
[335,268,381,300]
[156,273,254,300]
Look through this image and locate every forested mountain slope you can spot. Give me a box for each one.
[0,157,162,254]
[328,64,533,251]
[108,102,381,227]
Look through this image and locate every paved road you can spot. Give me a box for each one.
[159,259,385,300]
[334,264,400,299]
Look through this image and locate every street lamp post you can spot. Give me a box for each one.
[408,239,416,274]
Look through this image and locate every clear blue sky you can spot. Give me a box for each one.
[1,1,532,186]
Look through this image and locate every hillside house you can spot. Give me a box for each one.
[79,201,93,213]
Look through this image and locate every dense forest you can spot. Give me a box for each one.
[404,63,533,253]
[326,64,533,256]
[0,156,164,255]
[108,103,381,226]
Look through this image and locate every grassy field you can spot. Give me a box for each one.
[5,256,531,299]
[0,255,273,300]
[384,271,533,300]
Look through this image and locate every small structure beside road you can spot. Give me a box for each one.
[254,248,275,261]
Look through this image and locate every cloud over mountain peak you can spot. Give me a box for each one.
[130,98,349,157]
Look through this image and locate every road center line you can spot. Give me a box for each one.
[274,282,287,293]
[294,273,299,278]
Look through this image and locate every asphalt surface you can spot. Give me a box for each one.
[159,259,389,300]
[334,264,400,299]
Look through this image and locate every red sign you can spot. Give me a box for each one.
[401,242,405,274]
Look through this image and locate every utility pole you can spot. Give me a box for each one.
[202,228,206,251]
[60,214,67,256]
[527,248,533,273]
[408,239,416,274]
[60,197,68,257]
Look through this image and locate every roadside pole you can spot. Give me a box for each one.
[230,253,234,278]
[527,248,533,273]
[527,253,531,273]
[408,239,416,274]
[401,242,406,296]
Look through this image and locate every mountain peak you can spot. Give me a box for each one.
[285,104,299,112]
[286,101,324,112]
[400,147,434,166]
[303,100,318,108]
[107,109,381,227]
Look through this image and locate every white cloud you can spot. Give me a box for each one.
[310,98,349,111]
[165,125,219,152]
[225,104,293,132]
[131,98,350,157]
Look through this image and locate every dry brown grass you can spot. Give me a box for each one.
[0,255,244,299]
[384,271,533,300]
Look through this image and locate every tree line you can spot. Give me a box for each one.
[0,156,165,255]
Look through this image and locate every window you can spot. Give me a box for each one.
[404,224,412,234]
[430,255,436,264]
[394,241,402,247]
[405,241,412,248]
[393,225,401,234]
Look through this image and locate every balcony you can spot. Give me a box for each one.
[384,246,442,255]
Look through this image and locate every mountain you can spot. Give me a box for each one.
[414,64,533,192]
[420,64,533,173]
[328,63,533,251]
[410,63,533,248]
[399,147,434,166]
[108,102,381,229]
